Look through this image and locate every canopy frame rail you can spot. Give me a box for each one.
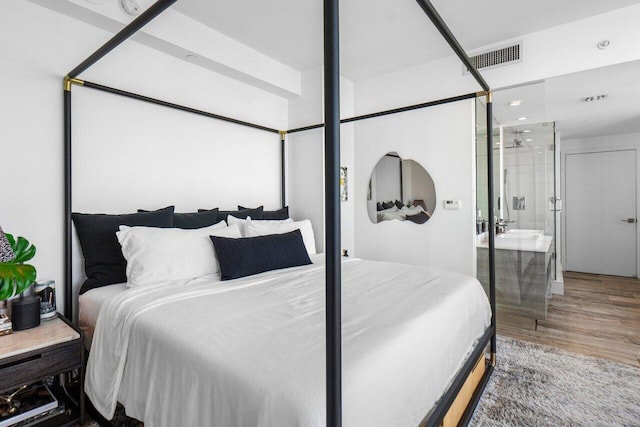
[62,1,496,426]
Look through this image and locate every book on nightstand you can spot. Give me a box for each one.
[0,383,58,427]
[0,314,11,336]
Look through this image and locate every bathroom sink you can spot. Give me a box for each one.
[497,229,543,240]
[497,233,540,240]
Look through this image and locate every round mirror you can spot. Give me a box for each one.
[367,153,436,224]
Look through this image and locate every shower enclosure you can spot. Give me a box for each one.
[476,99,557,330]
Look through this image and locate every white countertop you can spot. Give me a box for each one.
[476,229,553,253]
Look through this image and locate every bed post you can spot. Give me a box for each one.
[486,91,496,365]
[63,78,72,320]
[324,0,342,425]
[280,131,287,208]
[63,76,84,321]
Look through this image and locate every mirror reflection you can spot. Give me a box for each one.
[367,153,436,224]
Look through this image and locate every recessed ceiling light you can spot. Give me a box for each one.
[597,40,610,50]
[186,54,198,61]
[525,138,533,142]
[517,116,527,121]
[509,100,522,107]
[523,129,531,133]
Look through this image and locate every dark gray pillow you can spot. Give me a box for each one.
[210,230,311,280]
[73,206,174,294]
[199,207,263,220]
[394,200,404,209]
[405,211,430,224]
[382,201,394,209]
[238,205,289,220]
[376,202,383,211]
[139,207,219,229]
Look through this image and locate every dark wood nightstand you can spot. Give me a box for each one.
[0,314,84,426]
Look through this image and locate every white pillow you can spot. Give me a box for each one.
[245,218,317,255]
[226,215,293,237]
[117,222,242,287]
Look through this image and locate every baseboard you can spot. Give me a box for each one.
[551,268,564,295]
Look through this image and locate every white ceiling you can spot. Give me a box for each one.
[173,0,640,81]
[171,0,640,140]
[492,60,640,140]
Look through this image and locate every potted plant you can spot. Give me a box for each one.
[0,228,37,333]
[0,232,37,300]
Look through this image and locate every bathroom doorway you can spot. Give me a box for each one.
[564,149,637,277]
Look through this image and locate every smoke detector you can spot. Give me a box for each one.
[119,0,141,16]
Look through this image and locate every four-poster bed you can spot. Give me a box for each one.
[62,0,497,425]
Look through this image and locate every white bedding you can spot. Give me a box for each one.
[86,256,491,427]
[78,282,127,346]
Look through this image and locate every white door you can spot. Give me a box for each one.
[565,150,637,277]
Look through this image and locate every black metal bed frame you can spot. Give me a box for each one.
[62,1,496,426]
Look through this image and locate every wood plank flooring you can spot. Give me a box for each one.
[498,271,640,368]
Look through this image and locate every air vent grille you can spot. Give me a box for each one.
[464,42,523,74]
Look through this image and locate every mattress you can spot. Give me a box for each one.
[86,256,491,426]
[78,282,127,346]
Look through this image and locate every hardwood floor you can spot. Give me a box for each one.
[498,271,640,368]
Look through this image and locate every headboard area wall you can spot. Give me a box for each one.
[72,89,283,214]
[70,85,286,316]
[1,0,290,318]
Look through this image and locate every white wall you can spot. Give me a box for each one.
[0,0,289,315]
[354,101,477,275]
[561,132,640,276]
[287,67,356,256]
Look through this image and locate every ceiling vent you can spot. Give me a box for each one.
[464,42,523,74]
[584,94,608,102]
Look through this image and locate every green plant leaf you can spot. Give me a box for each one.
[0,263,36,298]
[0,277,13,300]
[0,234,37,300]
[6,235,36,263]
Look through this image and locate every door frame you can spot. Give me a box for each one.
[561,146,639,277]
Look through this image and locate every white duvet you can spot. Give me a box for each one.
[86,256,491,427]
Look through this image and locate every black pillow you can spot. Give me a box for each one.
[200,207,263,220]
[405,211,430,224]
[72,207,174,294]
[376,202,383,211]
[238,205,289,220]
[210,230,311,280]
[382,201,394,209]
[394,200,404,209]
[139,207,219,229]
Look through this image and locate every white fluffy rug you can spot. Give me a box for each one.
[470,336,640,426]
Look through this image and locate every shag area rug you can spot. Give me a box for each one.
[470,336,640,426]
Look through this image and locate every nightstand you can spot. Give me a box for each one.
[0,314,84,426]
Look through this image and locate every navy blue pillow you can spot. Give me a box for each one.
[238,205,289,220]
[139,207,219,229]
[72,207,174,294]
[210,230,311,280]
